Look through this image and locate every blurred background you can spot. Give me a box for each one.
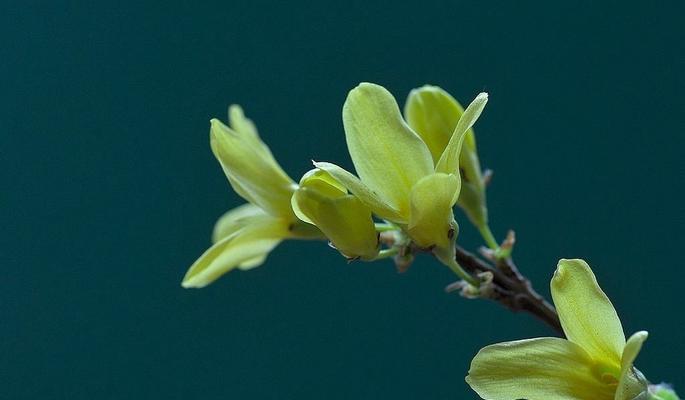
[2,1,684,398]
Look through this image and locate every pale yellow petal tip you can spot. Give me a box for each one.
[553,258,590,282]
[312,161,332,170]
[356,81,377,88]
[182,267,224,288]
[631,331,649,341]
[209,118,227,135]
[408,84,441,94]
[181,275,204,289]
[181,263,215,289]
[623,331,649,369]
[350,82,386,97]
[625,330,649,352]
[228,104,243,115]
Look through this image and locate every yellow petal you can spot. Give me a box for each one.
[404,85,465,163]
[342,83,433,215]
[404,86,489,227]
[466,337,615,400]
[313,161,406,223]
[297,169,347,199]
[210,113,296,218]
[211,203,266,243]
[551,259,626,369]
[291,168,349,225]
[456,180,489,228]
[181,216,290,288]
[457,133,489,228]
[236,254,268,270]
[615,331,649,400]
[227,105,259,139]
[407,173,459,250]
[292,185,379,261]
[435,92,488,175]
[621,331,647,373]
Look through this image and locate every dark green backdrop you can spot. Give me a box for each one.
[3,1,684,398]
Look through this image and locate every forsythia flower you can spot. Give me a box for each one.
[315,83,487,265]
[466,259,651,400]
[291,168,379,260]
[403,85,495,248]
[182,106,322,288]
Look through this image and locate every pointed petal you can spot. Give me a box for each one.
[211,203,266,243]
[313,161,406,223]
[210,114,296,218]
[404,85,465,163]
[182,216,290,288]
[615,332,650,400]
[466,337,615,400]
[435,92,488,175]
[342,83,433,214]
[403,86,490,227]
[551,259,626,368]
[622,331,648,372]
[228,105,259,139]
[407,173,460,249]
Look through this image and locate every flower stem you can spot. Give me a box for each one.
[452,245,563,334]
[478,224,499,251]
[446,258,481,288]
[374,247,399,260]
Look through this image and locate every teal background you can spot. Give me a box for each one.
[3,1,684,398]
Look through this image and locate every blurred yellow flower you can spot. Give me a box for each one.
[466,259,650,400]
[404,85,496,249]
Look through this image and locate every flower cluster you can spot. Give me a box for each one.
[182,83,492,288]
[182,83,679,400]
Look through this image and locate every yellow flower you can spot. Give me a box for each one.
[182,106,321,288]
[291,168,379,260]
[404,85,496,249]
[466,259,650,400]
[314,83,487,268]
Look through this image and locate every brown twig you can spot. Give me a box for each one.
[449,243,563,334]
